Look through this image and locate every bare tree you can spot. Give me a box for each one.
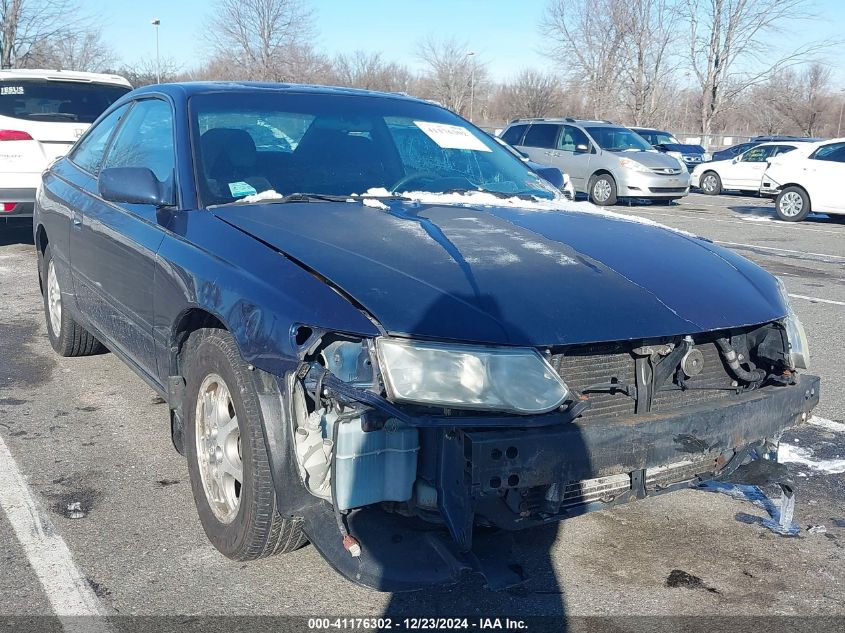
[205,0,316,81]
[415,36,486,116]
[770,63,831,136]
[684,0,826,136]
[25,27,114,72]
[331,50,412,93]
[494,69,561,120]
[540,0,627,119]
[1,0,86,68]
[619,0,680,125]
[118,57,181,87]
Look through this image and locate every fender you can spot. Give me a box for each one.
[252,368,320,517]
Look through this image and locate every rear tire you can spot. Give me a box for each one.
[42,245,105,357]
[589,173,617,206]
[775,186,810,222]
[700,171,721,195]
[183,328,306,560]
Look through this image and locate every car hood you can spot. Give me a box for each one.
[610,150,683,170]
[659,143,706,155]
[211,199,786,346]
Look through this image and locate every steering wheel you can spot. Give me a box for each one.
[389,171,441,193]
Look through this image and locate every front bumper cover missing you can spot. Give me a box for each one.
[302,374,819,592]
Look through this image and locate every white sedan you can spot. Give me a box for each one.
[761,137,845,221]
[691,142,801,195]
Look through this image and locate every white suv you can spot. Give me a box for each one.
[760,138,845,221]
[0,69,131,222]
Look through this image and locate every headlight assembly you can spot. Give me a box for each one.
[375,338,569,414]
[618,157,653,173]
[776,278,810,370]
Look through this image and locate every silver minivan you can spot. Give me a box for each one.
[500,118,691,205]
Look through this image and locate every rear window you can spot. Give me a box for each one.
[0,79,130,124]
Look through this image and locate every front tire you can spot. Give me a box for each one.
[699,171,721,195]
[775,186,811,222]
[589,173,617,206]
[183,328,306,560]
[41,245,104,357]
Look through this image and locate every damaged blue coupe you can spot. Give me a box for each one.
[33,82,819,591]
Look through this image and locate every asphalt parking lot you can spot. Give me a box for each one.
[1,192,844,626]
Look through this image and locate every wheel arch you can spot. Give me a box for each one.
[169,313,313,518]
[779,183,810,200]
[589,168,616,182]
[35,223,49,292]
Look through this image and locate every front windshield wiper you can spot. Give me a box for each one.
[442,188,547,200]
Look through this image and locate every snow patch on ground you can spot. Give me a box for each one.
[808,415,845,433]
[779,443,845,474]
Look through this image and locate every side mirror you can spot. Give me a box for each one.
[574,144,590,154]
[732,156,741,164]
[534,166,564,190]
[98,167,174,207]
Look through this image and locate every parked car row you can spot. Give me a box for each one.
[692,137,845,221]
[500,118,691,205]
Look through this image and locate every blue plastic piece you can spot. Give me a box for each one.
[326,414,419,511]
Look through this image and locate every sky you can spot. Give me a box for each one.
[87,0,845,84]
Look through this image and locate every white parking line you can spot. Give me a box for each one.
[0,433,110,631]
[714,240,845,262]
[618,208,843,235]
[788,294,845,307]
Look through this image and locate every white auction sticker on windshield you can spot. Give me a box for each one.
[414,121,491,152]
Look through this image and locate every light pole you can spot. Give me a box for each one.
[466,51,475,123]
[151,18,161,84]
[838,88,845,137]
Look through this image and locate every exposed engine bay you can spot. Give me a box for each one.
[287,319,817,581]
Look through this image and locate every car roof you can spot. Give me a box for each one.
[507,117,618,127]
[0,68,131,88]
[131,81,425,104]
[753,141,800,147]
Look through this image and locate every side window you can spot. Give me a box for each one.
[771,145,796,157]
[811,142,845,163]
[522,124,560,149]
[68,104,129,175]
[741,147,771,162]
[558,125,591,152]
[500,124,527,146]
[103,99,175,183]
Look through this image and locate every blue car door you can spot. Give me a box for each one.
[40,104,130,314]
[69,98,176,385]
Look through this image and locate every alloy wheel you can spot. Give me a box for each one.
[47,260,62,336]
[702,174,717,193]
[195,373,243,524]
